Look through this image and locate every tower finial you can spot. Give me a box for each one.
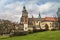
[23,5,26,11]
[23,5,25,9]
[38,12,41,18]
[58,8,60,12]
[32,15,34,18]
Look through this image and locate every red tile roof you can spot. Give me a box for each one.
[43,17,58,22]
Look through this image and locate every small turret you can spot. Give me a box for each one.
[22,6,27,12]
[38,12,41,21]
[57,8,60,18]
[58,8,60,12]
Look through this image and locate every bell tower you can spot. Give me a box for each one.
[21,6,28,32]
[21,6,28,24]
[22,6,28,24]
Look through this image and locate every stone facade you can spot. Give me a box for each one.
[41,17,60,30]
[20,6,60,31]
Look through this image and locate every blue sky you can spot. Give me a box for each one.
[0,0,60,22]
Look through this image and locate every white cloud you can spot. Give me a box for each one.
[38,2,55,12]
[5,1,23,12]
[0,1,24,22]
[38,2,60,17]
[0,0,60,23]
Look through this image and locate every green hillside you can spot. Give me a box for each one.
[0,30,60,40]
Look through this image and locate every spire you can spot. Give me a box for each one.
[32,15,34,19]
[58,8,60,12]
[23,6,26,9]
[23,5,26,11]
[38,12,42,21]
[57,8,60,18]
[38,12,41,18]
[32,15,35,21]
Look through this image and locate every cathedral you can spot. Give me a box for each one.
[0,6,60,35]
[20,6,41,32]
[20,6,60,32]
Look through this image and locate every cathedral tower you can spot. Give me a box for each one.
[21,6,28,31]
[21,6,28,24]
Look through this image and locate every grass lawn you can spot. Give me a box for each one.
[0,30,60,40]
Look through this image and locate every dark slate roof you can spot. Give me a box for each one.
[28,18,42,21]
[34,18,41,21]
[28,18,42,25]
[28,18,32,21]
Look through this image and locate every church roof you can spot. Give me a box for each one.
[28,18,41,21]
[34,18,41,21]
[43,17,58,22]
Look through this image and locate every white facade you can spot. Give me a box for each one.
[24,24,28,31]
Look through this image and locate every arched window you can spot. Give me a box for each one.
[45,24,49,30]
